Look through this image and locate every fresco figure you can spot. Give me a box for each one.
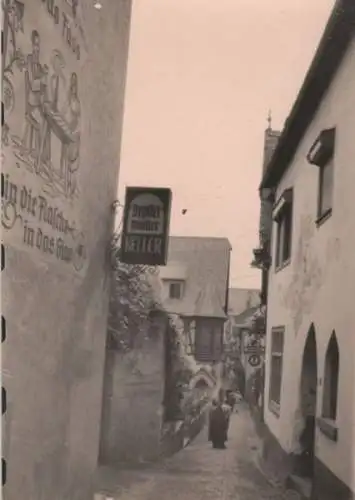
[6,13,82,200]
[22,30,48,164]
[60,72,81,194]
[2,0,24,75]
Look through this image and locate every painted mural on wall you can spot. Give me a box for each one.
[1,0,88,273]
[281,214,341,334]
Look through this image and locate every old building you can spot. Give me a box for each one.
[224,288,261,396]
[252,121,281,305]
[226,308,259,385]
[159,236,232,391]
[97,236,232,467]
[249,114,280,425]
[1,1,132,499]
[259,1,355,499]
[224,287,260,356]
[227,288,260,316]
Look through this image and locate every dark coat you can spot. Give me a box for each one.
[208,406,228,445]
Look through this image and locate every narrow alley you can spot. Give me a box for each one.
[95,405,296,500]
[3,2,354,499]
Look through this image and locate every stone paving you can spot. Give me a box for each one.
[94,404,299,500]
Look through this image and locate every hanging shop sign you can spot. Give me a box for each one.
[121,186,172,266]
[248,354,261,367]
[243,332,265,354]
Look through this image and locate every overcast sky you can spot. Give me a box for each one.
[118,0,335,289]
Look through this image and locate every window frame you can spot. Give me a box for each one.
[317,332,339,442]
[193,320,224,362]
[168,280,184,300]
[317,158,334,222]
[273,189,293,271]
[268,326,285,416]
[307,127,336,225]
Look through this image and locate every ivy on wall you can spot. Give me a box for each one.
[107,203,160,352]
[106,202,202,421]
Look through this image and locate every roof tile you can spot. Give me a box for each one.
[160,236,231,318]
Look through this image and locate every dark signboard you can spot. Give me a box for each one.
[120,186,172,266]
[243,331,265,354]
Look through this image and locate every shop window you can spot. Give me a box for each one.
[269,326,284,415]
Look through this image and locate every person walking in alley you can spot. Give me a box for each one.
[222,396,233,442]
[226,390,237,413]
[222,398,232,422]
[208,399,229,449]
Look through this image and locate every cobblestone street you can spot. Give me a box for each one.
[95,405,294,500]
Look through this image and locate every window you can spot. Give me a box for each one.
[168,281,183,299]
[307,127,336,221]
[269,327,284,414]
[273,189,293,269]
[194,321,223,362]
[232,325,240,338]
[322,332,339,421]
[318,158,334,218]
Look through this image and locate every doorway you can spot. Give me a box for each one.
[296,324,317,478]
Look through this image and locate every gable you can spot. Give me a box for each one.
[261,0,355,190]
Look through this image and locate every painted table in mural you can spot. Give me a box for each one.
[36,102,79,197]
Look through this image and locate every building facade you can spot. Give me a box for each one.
[252,124,280,305]
[260,1,355,498]
[98,236,233,467]
[159,236,232,391]
[2,1,132,499]
[224,306,264,398]
[224,287,261,363]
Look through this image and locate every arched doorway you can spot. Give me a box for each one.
[189,370,215,401]
[195,378,209,390]
[189,369,216,391]
[193,378,210,404]
[296,324,317,478]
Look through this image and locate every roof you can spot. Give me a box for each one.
[260,0,355,190]
[193,283,226,319]
[228,288,260,316]
[160,236,232,319]
[232,306,259,327]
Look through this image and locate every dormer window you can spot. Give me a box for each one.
[307,127,336,223]
[168,281,183,299]
[273,188,293,270]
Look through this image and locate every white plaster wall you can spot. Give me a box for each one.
[2,2,132,498]
[264,34,355,489]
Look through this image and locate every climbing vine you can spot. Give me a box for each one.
[107,201,200,422]
[249,306,267,336]
[107,201,160,352]
[162,314,205,421]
